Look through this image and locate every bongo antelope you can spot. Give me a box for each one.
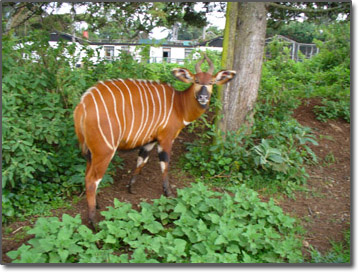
[73,54,236,224]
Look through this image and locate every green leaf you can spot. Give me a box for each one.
[174,202,187,214]
[128,212,142,226]
[58,249,69,263]
[104,234,117,244]
[207,213,220,224]
[144,221,164,234]
[214,235,227,245]
[173,238,187,255]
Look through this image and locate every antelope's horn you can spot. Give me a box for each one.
[205,54,214,74]
[195,55,205,73]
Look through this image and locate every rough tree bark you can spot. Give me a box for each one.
[216,2,267,134]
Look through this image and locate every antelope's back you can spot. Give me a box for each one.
[78,79,176,151]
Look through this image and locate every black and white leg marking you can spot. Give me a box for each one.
[128,141,156,194]
[157,145,169,173]
[157,144,172,196]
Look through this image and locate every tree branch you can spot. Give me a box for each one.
[4,3,47,34]
[268,2,347,14]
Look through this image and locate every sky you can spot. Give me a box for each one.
[47,2,226,40]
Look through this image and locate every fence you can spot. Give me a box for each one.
[265,35,319,61]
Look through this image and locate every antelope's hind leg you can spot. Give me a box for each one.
[85,152,114,226]
[128,142,156,194]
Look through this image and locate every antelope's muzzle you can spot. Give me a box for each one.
[196,86,210,108]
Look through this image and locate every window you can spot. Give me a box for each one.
[104,46,114,60]
[163,48,171,59]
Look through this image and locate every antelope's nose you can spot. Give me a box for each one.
[198,94,209,101]
[196,86,210,107]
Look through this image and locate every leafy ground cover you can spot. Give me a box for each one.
[6,183,303,263]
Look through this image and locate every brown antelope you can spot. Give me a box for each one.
[73,54,236,224]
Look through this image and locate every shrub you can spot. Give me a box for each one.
[2,32,114,223]
[313,99,350,123]
[7,183,303,263]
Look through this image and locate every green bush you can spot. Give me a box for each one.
[1,31,114,223]
[7,183,303,263]
[182,117,317,196]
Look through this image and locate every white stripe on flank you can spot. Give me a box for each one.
[136,80,150,146]
[81,102,87,152]
[99,81,122,148]
[140,81,156,146]
[162,86,175,129]
[88,91,113,150]
[109,80,126,148]
[158,84,167,128]
[146,82,163,143]
[130,80,146,148]
[81,87,94,103]
[94,87,115,148]
[118,79,135,143]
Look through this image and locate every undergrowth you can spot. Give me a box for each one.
[7,183,304,263]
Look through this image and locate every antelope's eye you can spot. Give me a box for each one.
[195,79,200,84]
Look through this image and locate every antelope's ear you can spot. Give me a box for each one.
[214,70,236,85]
[172,68,194,83]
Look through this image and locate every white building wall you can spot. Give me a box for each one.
[170,47,185,62]
[150,47,163,63]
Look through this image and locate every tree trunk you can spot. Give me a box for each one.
[216,2,267,133]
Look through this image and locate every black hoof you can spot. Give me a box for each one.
[89,220,98,232]
[164,188,173,197]
[127,185,136,194]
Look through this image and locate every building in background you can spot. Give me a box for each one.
[48,32,319,67]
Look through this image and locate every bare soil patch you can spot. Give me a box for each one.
[1,98,351,263]
[281,98,351,256]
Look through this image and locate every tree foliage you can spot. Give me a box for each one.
[267,2,350,29]
[2,2,224,41]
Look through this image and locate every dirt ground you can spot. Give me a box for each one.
[1,98,351,263]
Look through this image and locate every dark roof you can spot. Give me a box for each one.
[50,32,78,42]
[199,36,223,47]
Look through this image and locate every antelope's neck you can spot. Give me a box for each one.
[175,86,206,123]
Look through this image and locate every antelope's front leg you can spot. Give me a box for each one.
[157,142,173,197]
[128,142,156,194]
